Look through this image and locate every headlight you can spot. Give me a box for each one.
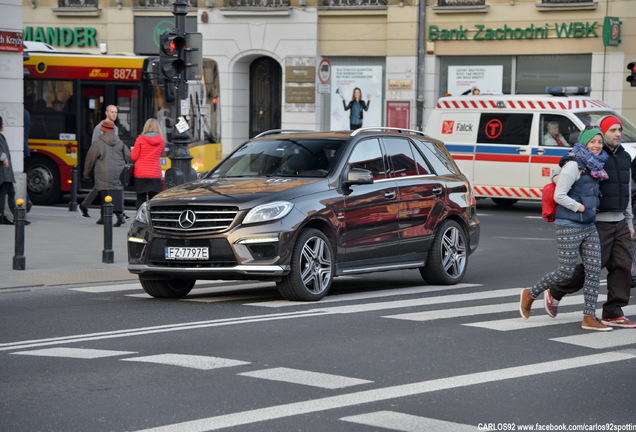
[135,202,150,224]
[243,201,294,224]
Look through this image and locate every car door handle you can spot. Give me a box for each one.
[385,189,397,200]
[432,186,443,195]
[536,148,546,155]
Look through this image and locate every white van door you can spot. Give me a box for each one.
[473,113,534,199]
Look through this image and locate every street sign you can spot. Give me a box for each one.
[318,59,331,84]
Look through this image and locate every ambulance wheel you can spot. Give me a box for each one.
[492,198,518,207]
[139,277,195,298]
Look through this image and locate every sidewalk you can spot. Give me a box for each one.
[0,205,137,289]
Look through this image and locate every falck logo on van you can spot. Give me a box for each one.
[178,210,196,228]
[442,120,454,134]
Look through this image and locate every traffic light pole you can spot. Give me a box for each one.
[165,0,194,189]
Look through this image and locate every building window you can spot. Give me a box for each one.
[540,0,592,3]
[58,0,98,7]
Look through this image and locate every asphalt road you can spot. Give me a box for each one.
[1,200,635,432]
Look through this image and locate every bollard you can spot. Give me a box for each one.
[102,195,114,264]
[13,199,26,270]
[69,165,78,212]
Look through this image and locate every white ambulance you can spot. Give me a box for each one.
[424,88,636,206]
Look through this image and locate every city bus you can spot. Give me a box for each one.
[23,51,222,205]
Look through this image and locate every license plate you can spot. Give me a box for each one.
[165,247,209,260]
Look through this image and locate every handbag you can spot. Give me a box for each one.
[120,163,134,187]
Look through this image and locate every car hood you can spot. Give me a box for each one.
[152,177,325,206]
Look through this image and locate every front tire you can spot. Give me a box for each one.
[139,277,196,298]
[420,220,468,285]
[26,155,63,205]
[276,229,334,301]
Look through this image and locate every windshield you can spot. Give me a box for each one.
[575,111,636,143]
[209,138,346,178]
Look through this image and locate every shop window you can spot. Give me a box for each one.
[321,0,387,6]
[437,0,485,5]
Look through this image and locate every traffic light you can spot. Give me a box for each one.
[628,62,636,87]
[185,32,203,81]
[159,32,186,79]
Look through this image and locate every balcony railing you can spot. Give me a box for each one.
[322,0,386,6]
[136,0,194,7]
[228,0,289,7]
[58,0,98,7]
[436,0,485,6]
[540,0,592,3]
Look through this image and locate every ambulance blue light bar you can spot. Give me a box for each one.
[545,86,591,96]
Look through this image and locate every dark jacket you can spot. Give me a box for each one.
[554,156,600,225]
[0,133,15,183]
[600,144,630,213]
[342,99,369,122]
[83,132,131,191]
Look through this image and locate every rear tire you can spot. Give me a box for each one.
[139,277,196,298]
[276,228,334,301]
[26,155,63,205]
[420,219,468,285]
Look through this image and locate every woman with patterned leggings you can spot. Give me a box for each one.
[519,128,612,331]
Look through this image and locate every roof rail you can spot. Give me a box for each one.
[253,129,313,139]
[350,127,426,137]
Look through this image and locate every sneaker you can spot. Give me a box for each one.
[601,316,636,329]
[123,213,131,220]
[519,289,535,319]
[582,315,612,331]
[78,205,90,218]
[544,289,559,318]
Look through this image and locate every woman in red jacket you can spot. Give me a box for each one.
[131,118,166,209]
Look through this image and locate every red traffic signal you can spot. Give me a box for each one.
[628,62,636,87]
[159,32,186,79]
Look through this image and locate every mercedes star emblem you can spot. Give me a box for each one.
[178,209,196,228]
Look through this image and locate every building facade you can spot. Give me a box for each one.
[22,0,636,156]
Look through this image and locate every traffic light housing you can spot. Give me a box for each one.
[159,32,186,79]
[628,62,636,87]
[185,32,203,81]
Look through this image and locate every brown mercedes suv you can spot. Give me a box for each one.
[127,128,480,301]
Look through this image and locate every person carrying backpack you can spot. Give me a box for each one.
[519,128,612,331]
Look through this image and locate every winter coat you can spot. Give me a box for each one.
[0,133,16,184]
[131,133,165,179]
[83,132,131,191]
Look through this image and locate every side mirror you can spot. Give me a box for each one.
[345,167,374,186]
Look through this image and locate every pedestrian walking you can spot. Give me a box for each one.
[520,128,611,331]
[83,120,131,227]
[131,118,166,209]
[545,116,636,329]
[79,105,120,218]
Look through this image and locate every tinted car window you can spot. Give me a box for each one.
[383,137,431,177]
[416,140,457,176]
[210,138,344,177]
[477,113,532,145]
[348,138,386,180]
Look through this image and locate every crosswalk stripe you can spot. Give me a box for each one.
[465,303,636,332]
[385,294,607,323]
[120,354,250,370]
[314,287,523,315]
[340,411,480,431]
[132,351,636,432]
[238,367,372,389]
[11,347,136,359]
[245,283,482,308]
[71,283,142,293]
[551,327,636,349]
